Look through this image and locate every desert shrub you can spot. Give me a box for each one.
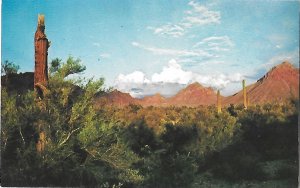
[160,123,198,153]
[142,152,197,188]
[2,59,298,187]
[123,119,158,156]
[1,58,142,187]
[202,102,298,183]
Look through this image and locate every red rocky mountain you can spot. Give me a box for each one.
[94,62,299,107]
[224,62,299,105]
[95,83,220,107]
[94,89,137,107]
[167,82,220,106]
[138,93,167,107]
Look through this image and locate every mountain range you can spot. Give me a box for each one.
[95,62,299,107]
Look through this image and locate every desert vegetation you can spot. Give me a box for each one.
[1,58,298,187]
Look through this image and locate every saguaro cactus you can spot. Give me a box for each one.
[243,80,247,109]
[34,14,49,153]
[217,90,221,114]
[34,14,50,97]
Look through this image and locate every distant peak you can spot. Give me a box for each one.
[185,82,216,92]
[110,89,131,96]
[258,61,297,82]
[177,82,216,95]
[154,93,163,97]
[111,89,120,93]
[282,61,292,65]
[269,61,295,73]
[276,61,294,68]
[187,82,203,88]
[144,93,165,99]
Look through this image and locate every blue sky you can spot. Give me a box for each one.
[2,0,299,97]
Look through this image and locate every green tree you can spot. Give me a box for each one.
[1,60,20,75]
[1,56,143,187]
[51,56,86,78]
[49,58,62,74]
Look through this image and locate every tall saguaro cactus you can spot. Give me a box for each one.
[35,14,49,91]
[34,14,49,153]
[243,80,247,109]
[217,90,221,114]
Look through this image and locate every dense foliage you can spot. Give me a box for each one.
[1,60,20,75]
[1,58,298,187]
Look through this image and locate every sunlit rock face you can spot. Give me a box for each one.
[224,62,299,105]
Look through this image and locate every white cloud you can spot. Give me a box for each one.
[193,36,234,50]
[114,82,187,98]
[132,41,213,58]
[149,1,220,37]
[131,41,140,46]
[115,71,150,84]
[114,59,244,98]
[228,73,244,82]
[183,1,220,27]
[132,35,233,67]
[148,24,185,38]
[193,72,243,90]
[152,59,193,84]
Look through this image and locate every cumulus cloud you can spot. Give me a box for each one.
[148,1,220,37]
[115,71,150,84]
[114,59,244,98]
[114,82,187,98]
[152,59,193,84]
[193,72,243,89]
